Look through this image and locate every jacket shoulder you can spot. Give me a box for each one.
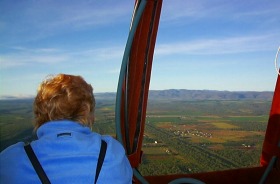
[1,142,25,158]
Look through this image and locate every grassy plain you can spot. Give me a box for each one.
[0,98,271,176]
[0,100,35,150]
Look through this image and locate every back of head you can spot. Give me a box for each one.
[33,74,95,130]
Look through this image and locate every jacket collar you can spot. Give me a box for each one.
[36,120,92,139]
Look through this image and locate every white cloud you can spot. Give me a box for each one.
[77,46,124,61]
[0,44,125,69]
[155,34,279,56]
[0,47,69,69]
[161,0,232,23]
[161,0,280,25]
[37,3,132,31]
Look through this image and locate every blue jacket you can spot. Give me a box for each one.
[0,120,132,184]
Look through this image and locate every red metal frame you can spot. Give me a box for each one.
[261,72,280,166]
[119,0,162,169]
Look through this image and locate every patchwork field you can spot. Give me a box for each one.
[138,100,270,175]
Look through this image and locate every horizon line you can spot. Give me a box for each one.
[0,89,274,100]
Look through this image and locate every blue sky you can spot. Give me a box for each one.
[0,0,279,99]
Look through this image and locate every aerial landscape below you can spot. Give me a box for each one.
[0,89,273,175]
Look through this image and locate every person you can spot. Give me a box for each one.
[0,74,133,184]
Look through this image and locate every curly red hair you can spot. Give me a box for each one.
[33,74,95,130]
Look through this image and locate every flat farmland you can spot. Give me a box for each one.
[139,100,270,175]
[0,98,271,176]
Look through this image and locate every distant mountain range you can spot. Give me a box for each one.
[0,89,274,101]
[148,89,273,101]
[94,89,273,101]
